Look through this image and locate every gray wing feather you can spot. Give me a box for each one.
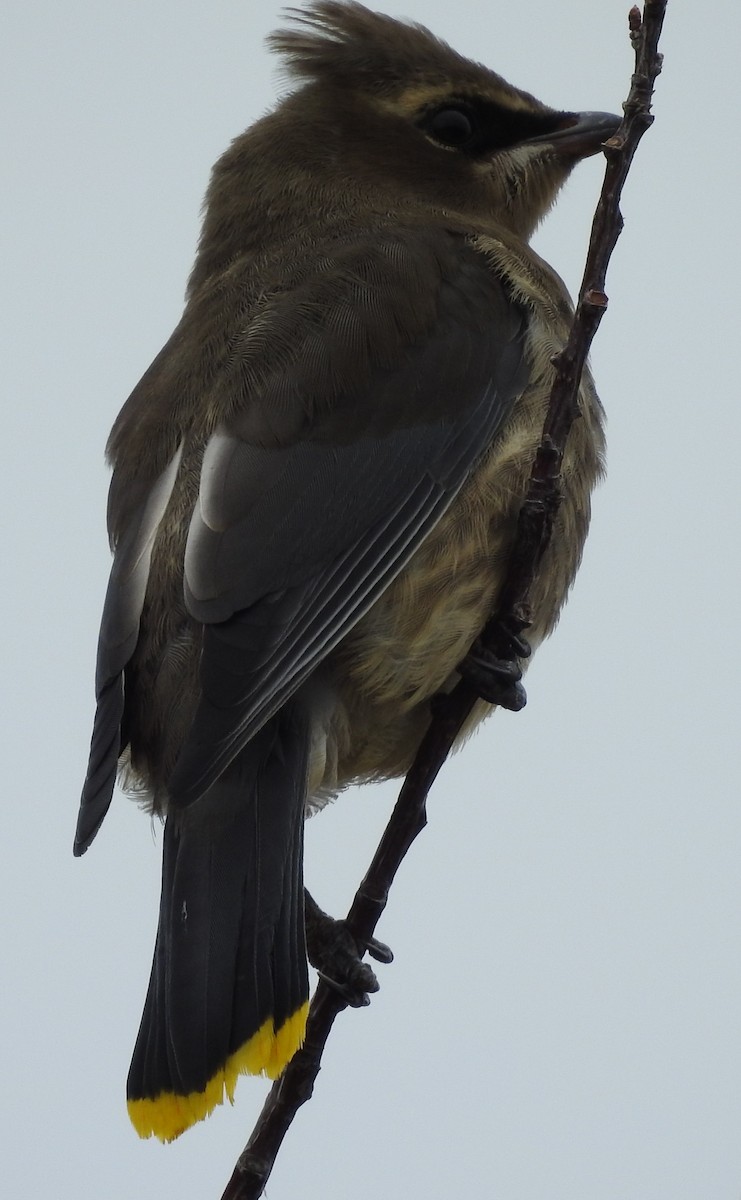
[171,316,526,808]
[75,445,183,855]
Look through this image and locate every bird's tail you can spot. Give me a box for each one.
[126,705,310,1142]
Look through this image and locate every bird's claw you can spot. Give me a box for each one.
[458,623,532,712]
[365,932,394,964]
[304,891,392,1008]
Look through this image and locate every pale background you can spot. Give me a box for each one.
[4,2,740,1197]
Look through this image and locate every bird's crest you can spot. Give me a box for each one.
[268,1,535,110]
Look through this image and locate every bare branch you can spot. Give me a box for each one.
[220,5,667,1196]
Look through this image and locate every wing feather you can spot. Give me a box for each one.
[171,263,527,806]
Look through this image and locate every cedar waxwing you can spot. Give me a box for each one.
[76,1,619,1142]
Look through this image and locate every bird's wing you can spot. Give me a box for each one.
[170,241,528,806]
[76,234,530,849]
[75,447,183,854]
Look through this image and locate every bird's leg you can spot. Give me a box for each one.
[457,612,532,712]
[304,889,393,1008]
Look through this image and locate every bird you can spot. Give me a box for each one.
[75,0,619,1143]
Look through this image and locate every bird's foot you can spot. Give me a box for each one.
[458,619,532,712]
[304,890,393,1008]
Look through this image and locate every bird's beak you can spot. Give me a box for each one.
[531,110,622,159]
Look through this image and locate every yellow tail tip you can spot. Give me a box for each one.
[127,1002,309,1142]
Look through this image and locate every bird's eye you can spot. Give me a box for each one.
[425,106,476,148]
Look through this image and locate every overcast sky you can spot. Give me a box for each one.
[5,2,741,1198]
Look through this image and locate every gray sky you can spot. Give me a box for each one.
[5,2,741,1198]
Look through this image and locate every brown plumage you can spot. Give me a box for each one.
[76,1,617,1141]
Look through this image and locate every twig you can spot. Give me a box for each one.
[220,4,666,1196]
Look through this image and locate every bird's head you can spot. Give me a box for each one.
[191,3,619,290]
[272,3,618,230]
